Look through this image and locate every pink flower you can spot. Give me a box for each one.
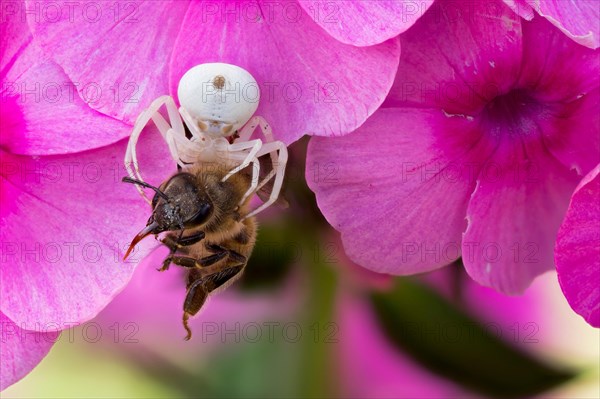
[26,0,405,144]
[555,164,600,327]
[0,1,128,154]
[2,0,411,388]
[0,5,167,388]
[307,0,599,294]
[297,0,434,46]
[503,0,599,49]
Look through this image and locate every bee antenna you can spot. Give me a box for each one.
[122,177,169,200]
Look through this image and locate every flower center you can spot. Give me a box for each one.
[481,89,547,141]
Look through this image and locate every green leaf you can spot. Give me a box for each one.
[370,279,577,398]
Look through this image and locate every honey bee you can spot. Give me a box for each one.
[123,162,257,340]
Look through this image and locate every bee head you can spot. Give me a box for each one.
[151,173,213,230]
[122,174,213,259]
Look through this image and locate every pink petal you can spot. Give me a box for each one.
[297,0,434,46]
[538,88,600,176]
[0,133,174,330]
[1,3,130,155]
[422,266,546,329]
[503,0,535,20]
[0,1,33,73]
[169,0,400,144]
[27,0,190,124]
[2,65,131,155]
[532,0,600,49]
[463,138,580,294]
[517,17,600,175]
[306,108,491,275]
[0,311,58,390]
[555,164,600,327]
[518,17,599,104]
[462,271,547,330]
[384,0,522,113]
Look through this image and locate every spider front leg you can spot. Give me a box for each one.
[236,116,278,179]
[125,95,187,204]
[245,140,288,219]
[222,140,263,203]
[235,116,288,218]
[237,116,275,142]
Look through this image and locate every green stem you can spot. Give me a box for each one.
[298,235,339,398]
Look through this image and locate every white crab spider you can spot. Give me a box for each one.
[124,63,288,219]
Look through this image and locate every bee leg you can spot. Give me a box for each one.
[199,249,247,291]
[181,258,247,340]
[158,256,174,272]
[222,250,246,266]
[193,242,233,266]
[166,250,229,270]
[202,244,247,267]
[168,256,200,268]
[160,231,206,250]
[197,251,229,267]
[204,263,245,293]
[177,231,206,246]
[158,231,206,271]
[202,243,247,266]
[182,271,209,341]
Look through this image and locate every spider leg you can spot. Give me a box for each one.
[178,107,205,142]
[125,95,186,203]
[165,128,205,168]
[237,115,279,181]
[237,116,274,142]
[151,110,188,168]
[236,116,288,218]
[222,140,263,203]
[244,140,288,219]
[222,140,262,180]
[254,140,288,190]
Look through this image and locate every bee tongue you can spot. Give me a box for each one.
[124,221,159,260]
